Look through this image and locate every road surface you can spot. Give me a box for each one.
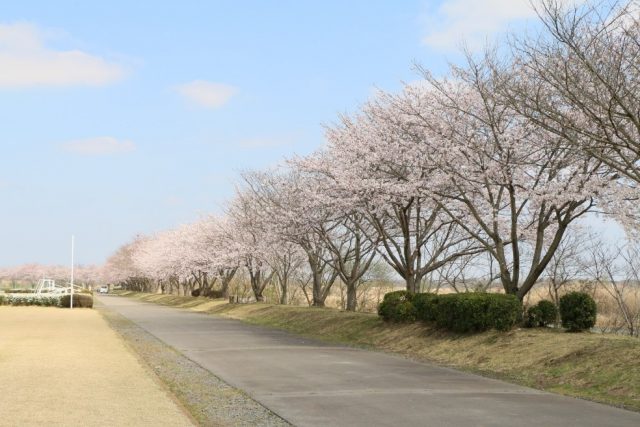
[98,295,640,427]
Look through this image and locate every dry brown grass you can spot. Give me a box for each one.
[0,306,194,426]
[118,291,640,411]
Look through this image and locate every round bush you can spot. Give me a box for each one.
[378,290,417,323]
[559,292,597,332]
[525,300,558,328]
[536,300,558,325]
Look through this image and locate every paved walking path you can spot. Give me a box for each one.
[98,295,640,427]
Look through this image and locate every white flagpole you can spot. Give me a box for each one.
[70,235,75,309]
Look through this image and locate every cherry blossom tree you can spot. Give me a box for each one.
[265,241,304,305]
[237,170,335,306]
[103,236,148,289]
[300,91,486,294]
[411,57,622,299]
[507,0,640,186]
[200,216,241,298]
[0,262,104,289]
[226,189,276,302]
[240,168,378,308]
[133,229,189,295]
[281,158,384,310]
[175,217,240,298]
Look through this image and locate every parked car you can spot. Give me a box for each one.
[97,285,109,294]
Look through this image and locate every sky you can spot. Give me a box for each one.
[0,0,598,266]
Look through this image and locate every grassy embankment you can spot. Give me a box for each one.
[114,291,640,412]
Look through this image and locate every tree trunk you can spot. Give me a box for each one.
[251,276,264,302]
[312,270,325,307]
[346,281,357,311]
[219,268,237,299]
[249,269,269,302]
[405,275,419,294]
[221,278,231,299]
[280,279,288,305]
[553,286,561,327]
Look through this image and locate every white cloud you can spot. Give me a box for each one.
[60,137,135,156]
[0,23,126,88]
[422,0,589,51]
[175,80,237,108]
[422,0,536,51]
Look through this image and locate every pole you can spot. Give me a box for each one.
[70,235,75,309]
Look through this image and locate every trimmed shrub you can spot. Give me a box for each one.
[488,294,523,331]
[0,295,61,306]
[192,288,225,298]
[39,296,58,307]
[59,294,94,308]
[413,293,439,322]
[378,290,417,323]
[525,300,558,328]
[559,292,597,332]
[434,293,522,333]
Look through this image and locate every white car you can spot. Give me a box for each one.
[97,285,109,294]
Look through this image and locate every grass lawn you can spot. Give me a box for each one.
[0,306,194,426]
[116,291,640,412]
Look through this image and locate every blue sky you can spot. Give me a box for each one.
[0,0,566,266]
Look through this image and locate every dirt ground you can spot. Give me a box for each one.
[0,306,194,426]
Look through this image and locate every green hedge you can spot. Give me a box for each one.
[413,293,439,322]
[0,295,61,306]
[378,291,417,322]
[59,294,94,308]
[379,291,522,333]
[559,292,596,332]
[433,293,522,332]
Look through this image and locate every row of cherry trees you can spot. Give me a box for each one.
[104,1,640,310]
[0,263,103,288]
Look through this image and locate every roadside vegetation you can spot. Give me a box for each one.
[0,292,93,308]
[115,291,640,411]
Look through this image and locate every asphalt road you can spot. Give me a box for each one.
[98,295,640,427]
